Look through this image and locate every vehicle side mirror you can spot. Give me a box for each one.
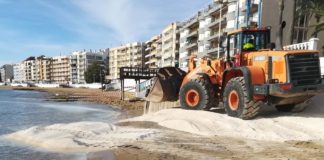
[267,43,276,50]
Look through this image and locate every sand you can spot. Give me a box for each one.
[5,90,324,159]
[6,122,160,153]
[128,94,324,142]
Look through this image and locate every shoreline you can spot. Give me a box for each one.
[0,86,145,118]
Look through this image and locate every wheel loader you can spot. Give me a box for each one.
[145,27,324,119]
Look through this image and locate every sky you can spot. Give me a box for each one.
[0,0,212,65]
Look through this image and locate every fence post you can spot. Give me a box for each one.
[309,38,319,50]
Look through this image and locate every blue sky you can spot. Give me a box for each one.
[0,0,211,65]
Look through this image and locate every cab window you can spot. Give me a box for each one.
[228,34,241,57]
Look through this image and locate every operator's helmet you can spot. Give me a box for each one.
[247,35,255,44]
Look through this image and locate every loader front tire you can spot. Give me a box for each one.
[180,79,216,111]
[223,77,261,120]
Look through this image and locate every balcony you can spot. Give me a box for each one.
[186,30,198,39]
[163,33,173,41]
[186,42,198,50]
[163,60,173,67]
[163,52,173,60]
[241,2,258,13]
[208,4,221,15]
[183,17,199,29]
[163,43,173,50]
[145,53,154,58]
[205,47,224,55]
[207,33,221,42]
[208,17,227,28]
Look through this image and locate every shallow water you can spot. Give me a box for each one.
[0,89,120,160]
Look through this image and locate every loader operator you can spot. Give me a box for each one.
[243,38,255,51]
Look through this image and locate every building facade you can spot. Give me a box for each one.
[0,64,14,83]
[23,57,37,82]
[50,56,70,84]
[161,23,182,67]
[145,35,162,68]
[70,49,108,84]
[108,42,145,80]
[13,62,25,83]
[36,56,52,83]
[179,0,259,71]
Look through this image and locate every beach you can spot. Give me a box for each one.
[2,86,324,159]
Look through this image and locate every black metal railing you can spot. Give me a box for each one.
[119,67,159,80]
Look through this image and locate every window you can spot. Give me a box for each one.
[228,34,240,57]
[242,31,270,51]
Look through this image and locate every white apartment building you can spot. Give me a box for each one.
[161,23,182,67]
[179,0,259,71]
[145,35,162,68]
[108,42,145,80]
[51,56,70,84]
[13,62,25,83]
[70,49,108,84]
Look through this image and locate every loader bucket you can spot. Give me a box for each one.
[145,67,186,103]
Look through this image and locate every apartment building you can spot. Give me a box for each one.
[36,56,52,82]
[108,42,145,80]
[0,64,14,82]
[23,57,37,82]
[50,56,70,83]
[161,23,182,67]
[145,35,162,68]
[13,62,25,83]
[179,0,261,71]
[70,49,108,84]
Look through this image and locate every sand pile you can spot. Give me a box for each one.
[6,122,159,152]
[128,94,324,142]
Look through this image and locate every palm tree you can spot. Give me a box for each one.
[297,0,324,37]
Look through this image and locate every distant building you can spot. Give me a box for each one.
[145,35,162,68]
[177,0,324,71]
[0,64,14,83]
[108,42,145,80]
[13,62,25,83]
[161,22,182,67]
[70,49,108,84]
[50,56,70,84]
[178,1,253,71]
[36,56,52,83]
[23,57,37,82]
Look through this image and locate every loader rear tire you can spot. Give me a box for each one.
[275,104,295,112]
[180,79,217,111]
[223,77,261,120]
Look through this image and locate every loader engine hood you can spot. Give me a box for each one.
[249,50,321,86]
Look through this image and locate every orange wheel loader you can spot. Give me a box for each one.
[145,27,324,119]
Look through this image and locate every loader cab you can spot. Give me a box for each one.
[226,27,271,66]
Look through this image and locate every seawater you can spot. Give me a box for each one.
[0,89,120,160]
